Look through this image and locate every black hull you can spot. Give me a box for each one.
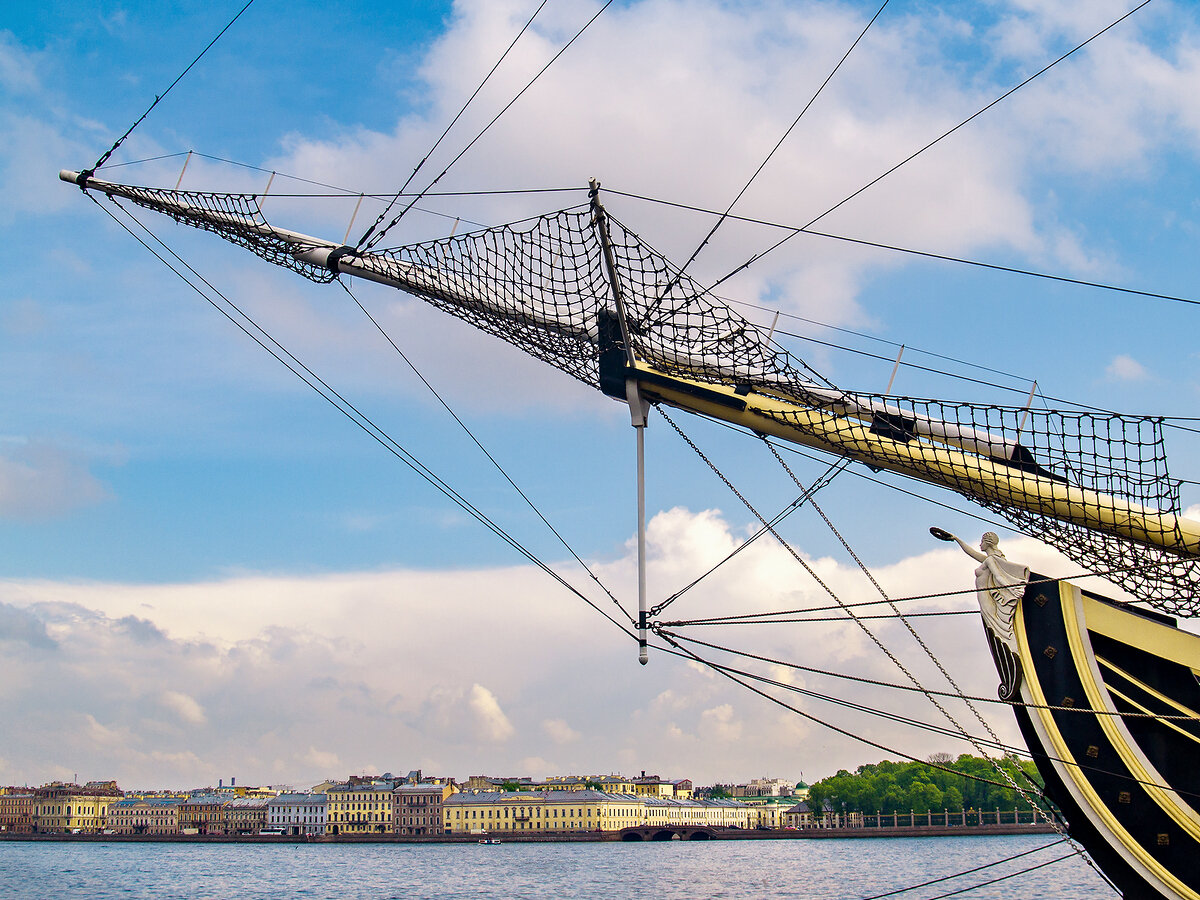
[1003,576,1200,899]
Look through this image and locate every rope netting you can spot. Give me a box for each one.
[349,207,825,393]
[106,181,1200,614]
[760,397,1198,614]
[119,184,340,283]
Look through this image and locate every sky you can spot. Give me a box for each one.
[3,0,1200,792]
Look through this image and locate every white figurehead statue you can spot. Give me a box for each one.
[930,528,1029,653]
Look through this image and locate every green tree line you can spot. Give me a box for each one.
[805,754,1048,815]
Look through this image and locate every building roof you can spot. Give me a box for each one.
[225,797,270,809]
[111,798,182,809]
[269,793,326,805]
[395,783,448,795]
[182,794,229,806]
[444,790,747,808]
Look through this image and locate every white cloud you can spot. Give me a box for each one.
[303,747,342,773]
[0,31,42,95]
[160,691,208,726]
[542,717,581,744]
[1106,353,1149,381]
[0,507,1073,789]
[468,684,515,743]
[699,704,743,742]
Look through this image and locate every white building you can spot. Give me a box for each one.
[267,792,327,835]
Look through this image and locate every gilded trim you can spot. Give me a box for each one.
[1085,596,1200,671]
[1016,585,1193,899]
[1101,679,1200,748]
[1096,655,1200,723]
[1062,582,1200,836]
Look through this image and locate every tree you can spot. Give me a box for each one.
[804,756,1049,816]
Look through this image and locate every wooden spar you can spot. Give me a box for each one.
[624,359,1200,558]
[60,169,1200,560]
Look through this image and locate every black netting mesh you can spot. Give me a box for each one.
[760,397,1198,615]
[105,183,1200,615]
[120,185,339,283]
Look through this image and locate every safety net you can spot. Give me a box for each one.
[104,181,1200,614]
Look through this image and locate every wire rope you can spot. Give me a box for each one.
[664,0,891,291]
[336,278,634,626]
[656,405,1100,871]
[664,631,1200,722]
[356,0,552,249]
[708,1,1155,290]
[362,0,615,250]
[654,633,1200,807]
[606,184,1199,312]
[854,839,1068,900]
[651,457,849,615]
[89,0,259,174]
[91,193,637,641]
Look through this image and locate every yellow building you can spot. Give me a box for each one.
[179,795,229,834]
[0,793,35,833]
[630,773,676,797]
[641,796,752,829]
[107,798,182,835]
[445,789,651,835]
[327,780,397,835]
[32,782,123,834]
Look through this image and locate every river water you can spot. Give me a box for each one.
[0,835,1114,899]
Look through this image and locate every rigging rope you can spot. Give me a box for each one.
[855,839,1068,900]
[664,0,891,291]
[665,631,1200,722]
[336,277,634,626]
[656,405,1098,870]
[651,456,849,615]
[356,0,552,249]
[654,634,1200,804]
[89,0,258,174]
[709,0,1155,290]
[361,0,615,251]
[605,185,1200,312]
[921,852,1081,900]
[93,192,637,641]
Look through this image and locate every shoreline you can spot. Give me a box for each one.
[0,823,1055,844]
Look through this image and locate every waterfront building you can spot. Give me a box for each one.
[267,793,327,835]
[732,777,796,799]
[445,789,644,835]
[740,796,796,829]
[782,799,860,829]
[464,775,533,792]
[179,794,229,835]
[393,782,456,836]
[629,772,677,797]
[536,775,632,793]
[0,792,35,833]
[442,789,748,835]
[32,781,123,833]
[327,778,399,835]
[640,795,753,829]
[224,797,270,834]
[106,798,182,835]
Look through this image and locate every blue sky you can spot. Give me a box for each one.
[4,0,1200,790]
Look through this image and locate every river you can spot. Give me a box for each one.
[0,835,1114,899]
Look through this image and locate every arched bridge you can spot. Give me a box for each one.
[619,826,717,841]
